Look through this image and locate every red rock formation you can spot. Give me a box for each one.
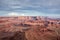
[0,16,59,40]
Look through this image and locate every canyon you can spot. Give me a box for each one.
[0,16,60,40]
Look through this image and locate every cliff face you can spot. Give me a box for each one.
[0,16,60,40]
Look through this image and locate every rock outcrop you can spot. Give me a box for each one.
[0,16,60,40]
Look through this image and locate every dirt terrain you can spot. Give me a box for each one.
[0,16,60,40]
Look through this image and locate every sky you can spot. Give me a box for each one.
[0,0,60,17]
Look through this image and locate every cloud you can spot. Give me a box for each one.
[0,10,60,17]
[8,12,20,16]
[7,12,25,16]
[0,0,60,14]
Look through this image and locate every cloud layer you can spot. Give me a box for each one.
[0,0,60,16]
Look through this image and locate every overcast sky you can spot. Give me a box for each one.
[0,0,60,17]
